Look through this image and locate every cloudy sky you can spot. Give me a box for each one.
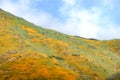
[0,0,120,40]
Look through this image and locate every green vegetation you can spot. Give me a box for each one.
[0,9,120,80]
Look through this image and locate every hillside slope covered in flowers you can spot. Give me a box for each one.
[0,9,120,80]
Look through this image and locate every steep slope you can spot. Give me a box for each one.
[0,9,120,80]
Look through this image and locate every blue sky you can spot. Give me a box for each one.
[0,0,120,40]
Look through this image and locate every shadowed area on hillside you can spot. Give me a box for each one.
[106,73,120,80]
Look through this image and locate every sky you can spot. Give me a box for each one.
[0,0,120,40]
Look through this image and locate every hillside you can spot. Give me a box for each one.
[0,9,120,80]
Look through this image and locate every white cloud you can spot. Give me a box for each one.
[59,0,120,40]
[59,9,100,38]
[59,0,101,39]
[63,0,76,6]
[98,27,120,40]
